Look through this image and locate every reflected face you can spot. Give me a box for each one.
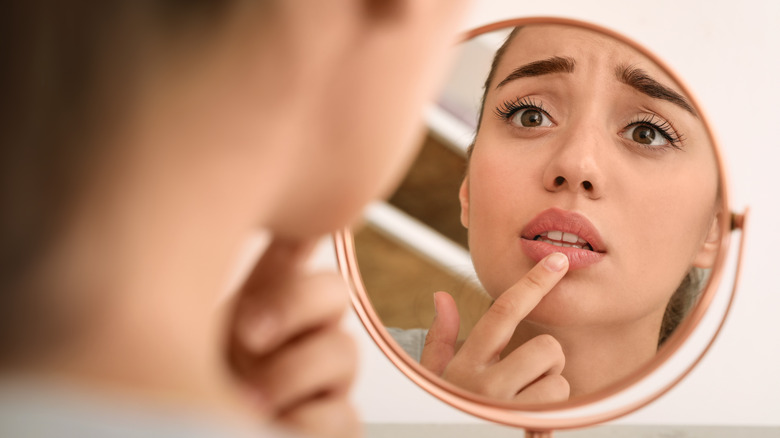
[461,25,720,330]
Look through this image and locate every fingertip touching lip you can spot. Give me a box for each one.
[520,208,607,253]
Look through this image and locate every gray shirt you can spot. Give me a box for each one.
[386,327,428,363]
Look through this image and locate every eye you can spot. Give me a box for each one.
[623,124,668,146]
[621,115,683,149]
[511,108,553,128]
[494,97,557,131]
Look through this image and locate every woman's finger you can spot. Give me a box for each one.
[512,373,570,404]
[460,252,568,363]
[241,237,317,290]
[234,271,349,356]
[420,291,460,375]
[246,326,357,413]
[482,334,566,398]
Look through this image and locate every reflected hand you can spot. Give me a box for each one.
[228,238,359,438]
[420,252,570,404]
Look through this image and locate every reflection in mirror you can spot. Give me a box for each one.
[354,23,721,405]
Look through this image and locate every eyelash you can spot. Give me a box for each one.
[493,97,684,149]
[493,97,550,121]
[625,114,684,149]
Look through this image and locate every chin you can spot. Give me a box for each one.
[526,283,610,328]
[269,195,368,240]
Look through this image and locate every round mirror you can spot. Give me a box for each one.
[336,17,746,432]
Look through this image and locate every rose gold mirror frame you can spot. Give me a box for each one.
[334,16,749,438]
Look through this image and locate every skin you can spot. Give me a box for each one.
[421,24,720,401]
[14,2,469,437]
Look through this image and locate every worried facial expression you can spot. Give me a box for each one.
[460,25,720,330]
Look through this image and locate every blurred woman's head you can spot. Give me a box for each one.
[0,0,466,363]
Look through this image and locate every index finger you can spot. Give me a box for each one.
[227,235,317,345]
[459,252,568,363]
[241,236,318,293]
[227,236,324,358]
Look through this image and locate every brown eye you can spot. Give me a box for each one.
[511,108,552,128]
[623,123,668,147]
[632,124,656,144]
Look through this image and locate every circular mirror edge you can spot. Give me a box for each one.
[333,16,749,430]
[449,16,745,412]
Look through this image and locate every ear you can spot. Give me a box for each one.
[692,215,720,269]
[458,175,470,229]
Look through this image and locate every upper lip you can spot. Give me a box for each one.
[520,208,607,253]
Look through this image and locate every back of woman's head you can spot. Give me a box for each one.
[0,0,236,363]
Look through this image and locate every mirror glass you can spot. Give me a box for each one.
[352,20,724,406]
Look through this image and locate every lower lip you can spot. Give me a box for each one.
[520,238,605,270]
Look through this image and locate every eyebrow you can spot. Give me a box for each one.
[495,56,575,88]
[616,64,697,116]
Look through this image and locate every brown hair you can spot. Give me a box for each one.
[465,26,523,160]
[0,1,236,362]
[466,26,706,346]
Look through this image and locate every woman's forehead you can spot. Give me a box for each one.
[494,24,680,92]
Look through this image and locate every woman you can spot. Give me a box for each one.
[0,1,468,437]
[420,24,720,403]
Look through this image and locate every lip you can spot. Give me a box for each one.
[520,208,606,270]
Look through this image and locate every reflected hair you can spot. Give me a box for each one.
[467,26,523,159]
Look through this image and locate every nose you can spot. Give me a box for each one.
[542,131,605,200]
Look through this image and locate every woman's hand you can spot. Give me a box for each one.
[227,238,359,438]
[420,252,570,404]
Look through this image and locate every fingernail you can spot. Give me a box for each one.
[544,253,568,272]
[432,292,440,317]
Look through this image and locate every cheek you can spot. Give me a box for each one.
[616,166,717,299]
[465,148,542,297]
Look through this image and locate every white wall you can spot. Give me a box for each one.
[336,0,779,428]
